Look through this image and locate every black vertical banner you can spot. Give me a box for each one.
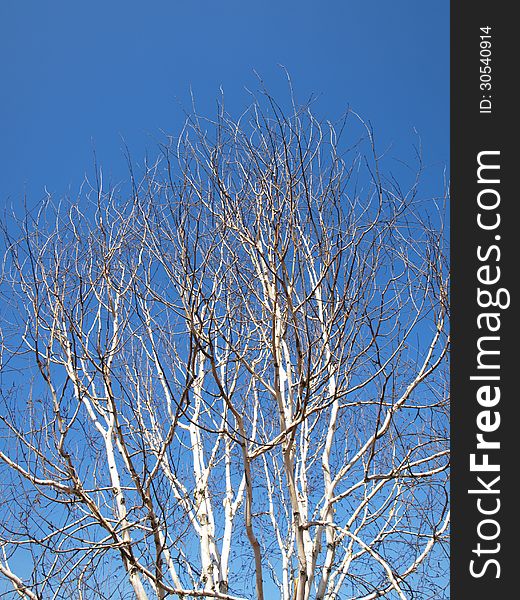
[451,3,515,598]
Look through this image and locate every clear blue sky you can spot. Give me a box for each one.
[0,0,448,206]
[1,3,449,596]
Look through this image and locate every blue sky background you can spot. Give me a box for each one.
[0,2,449,596]
[1,1,448,207]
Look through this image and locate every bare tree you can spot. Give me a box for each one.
[0,90,449,600]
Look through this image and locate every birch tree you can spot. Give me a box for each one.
[0,92,449,599]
